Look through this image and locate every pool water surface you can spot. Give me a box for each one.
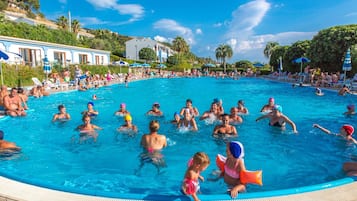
[0,77,356,198]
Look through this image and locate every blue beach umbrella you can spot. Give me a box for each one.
[253,63,264,68]
[293,57,311,74]
[157,63,166,68]
[342,48,352,83]
[142,63,151,68]
[129,63,142,68]
[0,50,9,86]
[203,63,216,68]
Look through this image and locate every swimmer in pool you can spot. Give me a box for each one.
[256,105,298,133]
[81,101,99,117]
[180,99,199,117]
[0,130,21,152]
[236,100,248,114]
[313,124,357,144]
[178,109,198,131]
[52,104,71,122]
[115,103,130,116]
[260,97,275,113]
[199,102,220,121]
[139,120,167,171]
[76,114,102,142]
[213,114,237,138]
[118,115,138,133]
[229,107,243,124]
[146,102,163,116]
[171,112,181,124]
[343,104,356,116]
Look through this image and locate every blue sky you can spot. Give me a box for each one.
[39,0,357,63]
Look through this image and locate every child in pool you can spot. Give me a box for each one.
[313,124,357,144]
[223,141,247,198]
[343,104,356,116]
[182,152,210,201]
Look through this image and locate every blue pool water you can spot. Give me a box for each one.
[0,77,356,198]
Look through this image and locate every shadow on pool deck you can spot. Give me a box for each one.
[0,176,357,201]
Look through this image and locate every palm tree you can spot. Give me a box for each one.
[264,42,279,60]
[56,15,68,30]
[71,19,80,34]
[215,44,233,73]
[172,36,189,65]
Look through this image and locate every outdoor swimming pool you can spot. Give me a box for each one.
[0,77,356,200]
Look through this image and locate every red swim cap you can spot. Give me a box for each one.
[342,125,354,136]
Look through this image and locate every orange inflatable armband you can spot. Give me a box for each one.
[239,170,263,186]
[215,154,226,172]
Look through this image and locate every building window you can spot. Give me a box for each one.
[19,48,41,66]
[101,56,104,65]
[79,54,88,64]
[54,51,66,66]
[95,55,100,65]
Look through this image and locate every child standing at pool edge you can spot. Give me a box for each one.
[182,152,210,201]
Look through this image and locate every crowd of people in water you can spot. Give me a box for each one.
[1,67,357,200]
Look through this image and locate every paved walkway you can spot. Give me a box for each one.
[0,176,356,201]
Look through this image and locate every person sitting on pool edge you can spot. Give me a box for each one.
[3,87,26,117]
[118,114,138,133]
[146,102,163,116]
[52,104,71,122]
[256,105,298,133]
[313,124,357,144]
[139,120,167,172]
[0,130,21,151]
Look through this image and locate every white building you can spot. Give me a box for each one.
[125,37,175,63]
[0,35,110,67]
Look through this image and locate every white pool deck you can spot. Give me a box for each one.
[0,176,356,201]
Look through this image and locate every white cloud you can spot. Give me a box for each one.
[154,35,168,43]
[213,23,222,28]
[231,31,317,62]
[345,12,357,17]
[274,3,284,8]
[196,28,202,35]
[153,19,195,45]
[86,0,144,23]
[78,17,108,26]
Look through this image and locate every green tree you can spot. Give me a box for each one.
[172,36,189,65]
[71,19,80,34]
[308,24,357,73]
[215,44,233,73]
[264,41,279,61]
[270,46,289,72]
[0,1,7,11]
[285,40,310,72]
[235,60,253,70]
[139,47,156,63]
[56,15,68,30]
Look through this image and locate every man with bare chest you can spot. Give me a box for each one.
[4,88,26,117]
